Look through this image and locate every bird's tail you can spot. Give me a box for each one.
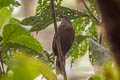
[55,56,65,74]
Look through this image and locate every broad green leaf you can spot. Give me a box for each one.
[89,38,111,66]
[0,0,14,9]
[2,24,43,55]
[89,75,101,80]
[103,61,120,80]
[0,7,12,32]
[6,53,58,80]
[0,0,20,9]
[10,18,21,24]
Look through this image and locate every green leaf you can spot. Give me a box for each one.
[89,38,111,66]
[0,0,14,9]
[87,0,98,18]
[75,35,88,45]
[0,7,12,32]
[71,48,79,58]
[6,53,58,80]
[10,18,21,24]
[70,17,97,58]
[21,5,87,32]
[2,24,43,55]
[38,0,62,6]
[87,21,97,40]
[68,35,88,58]
[89,75,101,80]
[0,0,20,9]
[12,1,21,7]
[103,61,120,80]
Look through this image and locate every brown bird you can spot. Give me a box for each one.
[52,14,75,73]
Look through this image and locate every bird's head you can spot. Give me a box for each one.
[60,14,72,24]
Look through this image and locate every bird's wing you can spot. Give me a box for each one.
[52,35,58,56]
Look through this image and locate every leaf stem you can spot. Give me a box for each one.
[82,0,103,44]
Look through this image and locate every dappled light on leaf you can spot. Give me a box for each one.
[6,53,58,80]
[2,24,44,55]
[21,3,87,32]
[0,7,12,32]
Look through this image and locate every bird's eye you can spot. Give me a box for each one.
[64,16,68,19]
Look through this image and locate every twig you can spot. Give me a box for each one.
[0,47,5,75]
[50,0,67,79]
[98,30,102,44]
[82,0,100,25]
[1,60,5,74]
[82,0,103,44]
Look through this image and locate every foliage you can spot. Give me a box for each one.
[10,18,21,24]
[68,35,88,58]
[89,38,111,65]
[0,1,47,79]
[21,0,99,60]
[89,61,120,80]
[89,75,101,80]
[1,53,58,80]
[103,61,120,80]
[0,0,119,80]
[67,16,98,58]
[0,0,14,9]
[2,24,44,55]
[87,0,98,18]
[0,7,12,31]
[21,1,87,32]
[0,0,20,9]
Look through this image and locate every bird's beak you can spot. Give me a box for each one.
[60,14,64,18]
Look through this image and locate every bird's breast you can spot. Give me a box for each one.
[57,24,74,55]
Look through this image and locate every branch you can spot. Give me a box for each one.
[98,28,102,44]
[82,0,103,44]
[82,0,100,25]
[50,0,67,79]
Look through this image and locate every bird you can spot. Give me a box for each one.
[52,14,75,74]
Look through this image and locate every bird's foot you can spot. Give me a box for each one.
[54,33,60,39]
[58,56,65,62]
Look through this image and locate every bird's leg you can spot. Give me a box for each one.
[58,55,65,62]
[62,56,66,67]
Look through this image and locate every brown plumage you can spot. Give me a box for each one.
[52,15,75,73]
